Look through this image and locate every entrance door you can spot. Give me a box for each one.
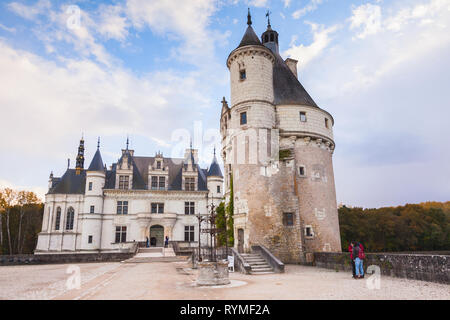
[237,229,244,253]
[150,225,164,247]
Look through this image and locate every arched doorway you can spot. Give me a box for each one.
[150,225,164,247]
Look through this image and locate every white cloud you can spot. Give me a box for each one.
[248,0,269,7]
[7,0,51,20]
[349,3,382,40]
[0,23,16,33]
[283,0,292,8]
[97,4,129,42]
[284,22,339,68]
[292,0,323,19]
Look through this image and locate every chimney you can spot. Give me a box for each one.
[285,58,298,79]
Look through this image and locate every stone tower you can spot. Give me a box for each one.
[221,11,341,263]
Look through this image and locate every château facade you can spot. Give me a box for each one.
[221,12,341,262]
[35,139,223,254]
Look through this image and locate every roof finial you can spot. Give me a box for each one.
[247,8,252,26]
[266,10,271,28]
[213,145,216,156]
[97,137,100,149]
[126,135,129,150]
[190,137,193,150]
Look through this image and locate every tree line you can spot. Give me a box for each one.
[339,202,450,252]
[0,188,43,255]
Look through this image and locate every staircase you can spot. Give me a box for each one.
[240,253,274,274]
[125,246,185,263]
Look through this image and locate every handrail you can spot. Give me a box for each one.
[231,248,251,274]
[252,245,285,273]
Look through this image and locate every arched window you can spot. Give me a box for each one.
[66,207,75,230]
[55,207,61,230]
[264,34,268,42]
[270,33,274,42]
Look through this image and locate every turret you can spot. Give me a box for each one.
[75,136,85,175]
[207,147,224,205]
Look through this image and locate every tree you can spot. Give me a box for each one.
[215,202,227,247]
[0,188,18,254]
[16,191,40,253]
[226,174,234,247]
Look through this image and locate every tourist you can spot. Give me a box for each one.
[353,242,365,279]
[349,241,356,278]
[165,236,169,248]
[146,236,149,248]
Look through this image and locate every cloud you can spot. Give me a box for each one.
[284,22,339,68]
[247,0,269,7]
[292,0,324,19]
[97,4,129,42]
[0,179,47,202]
[349,3,382,39]
[0,23,16,33]
[7,0,51,20]
[283,0,292,8]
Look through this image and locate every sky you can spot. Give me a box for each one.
[0,0,449,208]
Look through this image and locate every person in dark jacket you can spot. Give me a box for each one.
[164,236,169,248]
[353,242,365,279]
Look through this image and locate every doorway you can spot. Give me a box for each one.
[237,228,244,253]
[150,225,164,247]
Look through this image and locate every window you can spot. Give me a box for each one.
[300,112,307,122]
[264,34,268,42]
[88,182,93,191]
[66,207,75,230]
[240,112,247,125]
[119,175,129,190]
[185,177,195,191]
[117,201,128,215]
[156,161,161,169]
[55,207,61,231]
[325,118,329,129]
[159,176,165,190]
[88,235,93,244]
[239,70,246,80]
[185,202,195,215]
[305,226,314,237]
[184,226,195,242]
[283,213,294,226]
[270,33,274,41]
[151,203,164,214]
[217,185,221,193]
[299,166,306,177]
[115,226,127,243]
[151,176,158,190]
[90,205,95,214]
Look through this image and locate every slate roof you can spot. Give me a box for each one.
[48,169,86,194]
[272,52,318,108]
[237,26,264,49]
[87,149,105,171]
[207,155,223,178]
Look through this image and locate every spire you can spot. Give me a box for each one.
[236,9,263,49]
[247,8,252,26]
[97,137,100,149]
[75,136,85,175]
[88,146,105,172]
[126,136,129,150]
[207,147,223,178]
[266,10,271,29]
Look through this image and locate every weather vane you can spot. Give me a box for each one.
[266,10,271,27]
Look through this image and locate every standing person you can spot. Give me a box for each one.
[357,242,365,278]
[349,241,356,278]
[146,236,149,248]
[164,236,169,248]
[353,242,364,279]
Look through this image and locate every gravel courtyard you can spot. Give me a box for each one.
[0,261,448,300]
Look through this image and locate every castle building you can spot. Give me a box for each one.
[221,11,341,262]
[36,138,223,253]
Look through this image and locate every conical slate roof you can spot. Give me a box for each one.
[207,154,223,178]
[87,149,104,171]
[237,25,264,49]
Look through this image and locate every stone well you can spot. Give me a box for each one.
[196,260,230,286]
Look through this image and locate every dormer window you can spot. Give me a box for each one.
[185,178,195,191]
[240,70,246,80]
[119,175,129,189]
[156,161,161,169]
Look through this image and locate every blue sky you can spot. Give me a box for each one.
[0,0,449,208]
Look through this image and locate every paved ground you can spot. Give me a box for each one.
[0,261,448,300]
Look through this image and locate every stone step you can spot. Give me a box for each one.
[250,271,275,275]
[139,247,163,253]
[246,261,268,265]
[251,265,272,270]
[241,254,262,258]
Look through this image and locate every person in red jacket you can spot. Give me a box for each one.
[349,241,365,279]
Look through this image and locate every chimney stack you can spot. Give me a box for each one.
[285,58,299,79]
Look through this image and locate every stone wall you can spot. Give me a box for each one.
[0,252,135,266]
[313,252,449,284]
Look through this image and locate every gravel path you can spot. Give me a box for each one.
[0,262,448,300]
